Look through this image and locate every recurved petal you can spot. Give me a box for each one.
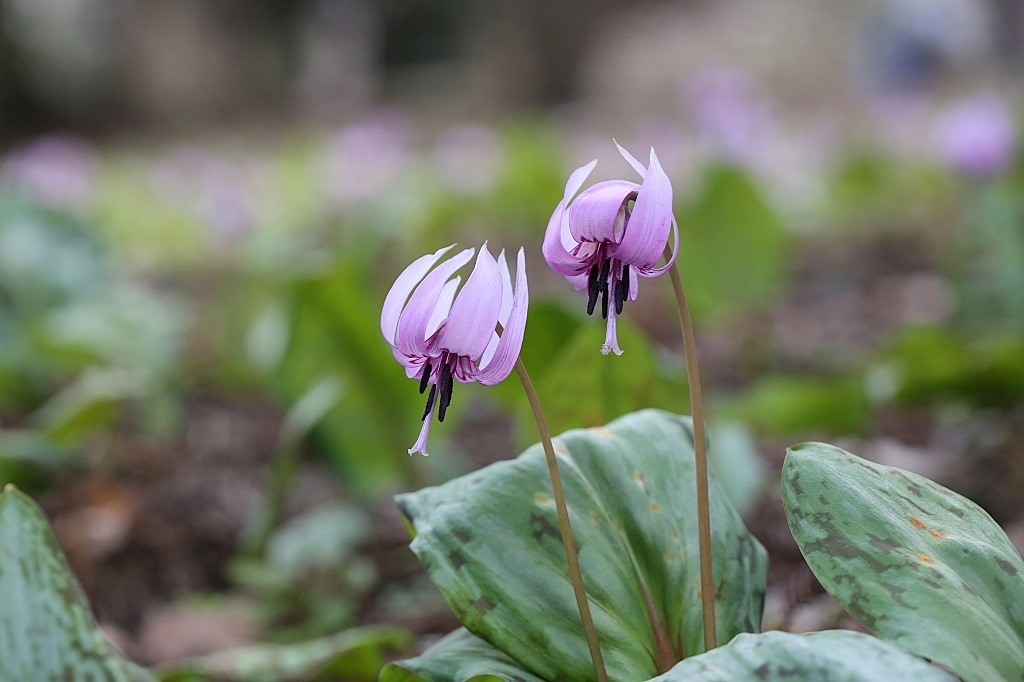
[497,249,513,327]
[611,148,673,271]
[396,247,474,357]
[563,159,598,204]
[614,139,647,179]
[566,270,590,291]
[567,180,640,244]
[478,331,500,371]
[474,248,528,386]
[392,346,426,378]
[381,244,455,344]
[439,244,502,361]
[542,160,597,277]
[425,276,461,339]
[635,214,679,279]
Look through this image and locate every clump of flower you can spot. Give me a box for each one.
[543,142,677,355]
[381,244,528,455]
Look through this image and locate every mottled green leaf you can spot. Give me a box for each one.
[380,628,545,682]
[0,484,155,682]
[650,630,956,681]
[783,442,1024,682]
[397,410,767,681]
[157,625,412,682]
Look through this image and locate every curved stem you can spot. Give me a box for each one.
[515,359,609,682]
[665,246,718,651]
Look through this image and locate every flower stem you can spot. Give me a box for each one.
[515,359,609,682]
[665,245,717,651]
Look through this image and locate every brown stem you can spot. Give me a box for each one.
[665,245,718,651]
[515,359,609,682]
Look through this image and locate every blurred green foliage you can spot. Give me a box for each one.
[720,374,870,436]
[676,165,790,321]
[881,326,1024,408]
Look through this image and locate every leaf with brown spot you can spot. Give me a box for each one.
[783,443,1024,682]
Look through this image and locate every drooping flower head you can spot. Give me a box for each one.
[382,244,528,456]
[543,142,678,355]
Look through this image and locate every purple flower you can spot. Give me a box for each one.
[543,142,678,355]
[382,244,528,456]
[931,92,1018,178]
[1,134,97,208]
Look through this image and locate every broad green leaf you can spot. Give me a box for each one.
[157,625,412,682]
[0,485,155,682]
[397,409,767,681]
[650,630,956,681]
[782,442,1024,682]
[380,628,545,682]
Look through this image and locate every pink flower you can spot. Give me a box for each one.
[381,244,528,456]
[543,142,678,355]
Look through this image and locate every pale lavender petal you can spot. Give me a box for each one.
[425,276,461,339]
[474,248,528,385]
[567,271,590,291]
[568,180,640,244]
[543,161,597,277]
[634,214,679,278]
[408,405,434,456]
[381,244,455,344]
[393,346,426,378]
[601,309,623,356]
[614,139,647,179]
[479,331,500,370]
[611,148,673,271]
[475,249,511,370]
[497,249,513,327]
[543,201,585,277]
[439,245,502,360]
[396,248,474,357]
[563,159,598,204]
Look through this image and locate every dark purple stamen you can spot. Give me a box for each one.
[614,276,625,315]
[621,264,630,301]
[586,264,600,315]
[421,383,437,420]
[438,362,454,422]
[599,259,611,319]
[418,361,432,394]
